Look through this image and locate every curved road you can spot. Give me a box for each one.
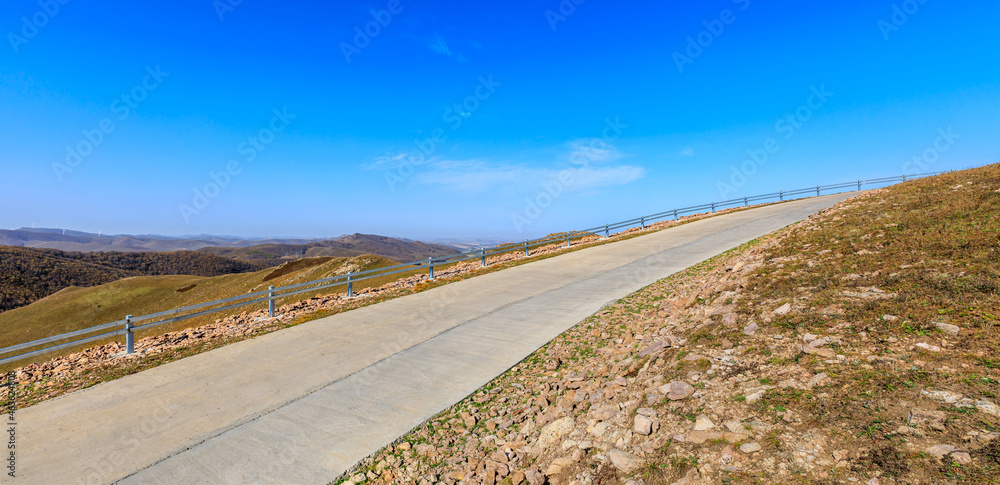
[18,193,855,484]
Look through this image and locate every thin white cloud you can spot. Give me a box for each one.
[412,143,644,192]
[362,153,408,171]
[414,161,645,192]
[565,139,625,165]
[364,143,645,192]
[429,35,466,61]
[680,147,694,156]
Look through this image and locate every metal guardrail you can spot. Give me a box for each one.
[0,171,945,365]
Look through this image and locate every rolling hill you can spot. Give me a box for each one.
[0,246,274,313]
[0,232,459,314]
[196,233,460,263]
[0,254,397,352]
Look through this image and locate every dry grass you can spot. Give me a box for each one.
[729,163,1000,483]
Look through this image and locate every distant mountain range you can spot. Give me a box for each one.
[0,228,326,253]
[197,233,461,263]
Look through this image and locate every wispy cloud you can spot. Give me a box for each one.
[413,160,645,192]
[362,153,409,171]
[565,140,625,165]
[403,143,644,192]
[680,146,694,156]
[429,35,466,61]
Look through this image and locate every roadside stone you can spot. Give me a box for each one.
[933,321,960,335]
[740,442,761,453]
[807,373,831,388]
[745,390,765,403]
[915,342,942,353]
[693,415,715,431]
[723,420,745,434]
[957,398,1000,418]
[608,449,643,473]
[951,452,973,465]
[926,444,959,459]
[774,303,791,315]
[743,321,758,336]
[659,381,695,401]
[638,340,669,357]
[525,469,546,485]
[539,417,575,448]
[686,431,723,444]
[921,390,963,404]
[800,343,835,358]
[634,415,653,436]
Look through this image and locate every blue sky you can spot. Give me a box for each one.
[1,0,997,240]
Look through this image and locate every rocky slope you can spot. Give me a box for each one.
[337,165,1000,485]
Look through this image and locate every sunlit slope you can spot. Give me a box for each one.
[0,254,395,349]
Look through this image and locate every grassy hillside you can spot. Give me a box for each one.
[0,246,273,313]
[198,233,459,263]
[0,254,396,352]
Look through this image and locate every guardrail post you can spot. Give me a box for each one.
[816,186,820,196]
[902,174,907,182]
[673,209,678,220]
[743,197,748,207]
[640,216,645,229]
[565,234,571,248]
[711,202,716,212]
[858,180,862,191]
[779,190,784,201]
[268,286,275,317]
[604,224,609,238]
[125,315,134,355]
[347,272,353,297]
[480,248,486,267]
[524,240,529,257]
[428,258,434,280]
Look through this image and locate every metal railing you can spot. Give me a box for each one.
[0,171,944,365]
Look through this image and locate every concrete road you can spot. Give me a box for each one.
[16,193,855,484]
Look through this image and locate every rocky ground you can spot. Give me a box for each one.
[337,165,1000,485]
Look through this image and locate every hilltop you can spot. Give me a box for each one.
[342,164,1000,485]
